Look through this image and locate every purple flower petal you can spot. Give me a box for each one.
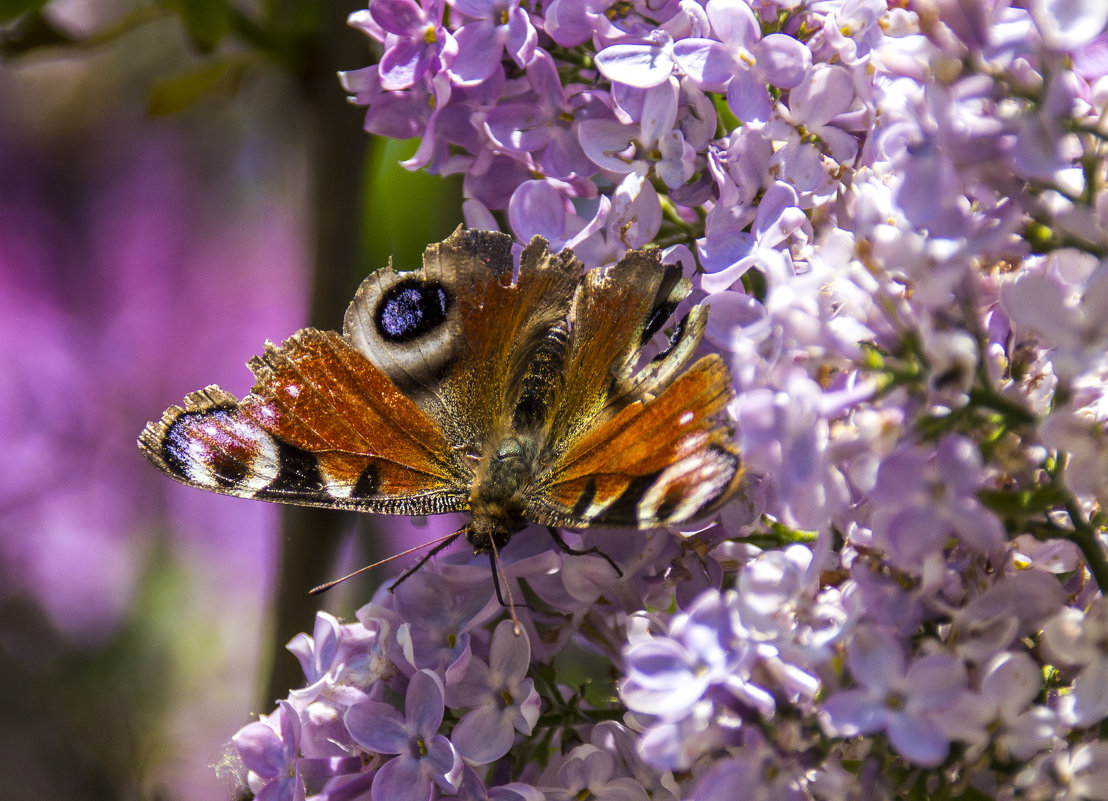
[640,80,678,147]
[753,33,811,89]
[452,705,516,764]
[234,722,287,778]
[1032,0,1108,49]
[256,777,302,801]
[708,0,759,48]
[726,71,771,124]
[452,21,503,85]
[594,778,650,801]
[887,714,950,766]
[820,689,888,736]
[407,669,446,736]
[372,0,428,36]
[380,39,436,90]
[847,627,904,690]
[595,43,675,88]
[509,180,567,242]
[789,64,854,127]
[505,6,537,67]
[451,0,492,17]
[345,700,409,753]
[489,618,530,682]
[672,38,734,90]
[425,734,463,789]
[371,754,431,801]
[622,639,708,715]
[543,0,594,46]
[578,119,636,173]
[904,653,966,712]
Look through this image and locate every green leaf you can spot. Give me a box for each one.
[0,0,47,24]
[710,91,739,136]
[361,137,464,271]
[171,0,233,50]
[145,56,247,116]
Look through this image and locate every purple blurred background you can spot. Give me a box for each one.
[0,0,468,794]
[0,4,311,797]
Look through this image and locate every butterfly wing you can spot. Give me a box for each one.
[525,354,742,528]
[522,246,742,529]
[139,329,470,514]
[545,248,709,448]
[341,228,580,455]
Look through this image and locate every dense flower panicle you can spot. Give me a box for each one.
[234,0,1108,798]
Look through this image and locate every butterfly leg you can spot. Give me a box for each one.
[388,530,463,592]
[487,551,511,608]
[545,527,623,577]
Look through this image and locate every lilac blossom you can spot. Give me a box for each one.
[446,619,540,764]
[345,669,463,801]
[689,748,808,801]
[354,0,456,91]
[208,1,1108,798]
[541,745,648,801]
[235,701,306,801]
[482,49,609,180]
[389,569,498,681]
[937,651,1059,762]
[668,0,812,123]
[621,589,749,720]
[1042,598,1108,727]
[869,436,1006,570]
[820,627,967,766]
[449,0,537,86]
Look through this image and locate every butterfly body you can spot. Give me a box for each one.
[140,229,742,567]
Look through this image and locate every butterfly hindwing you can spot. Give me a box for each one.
[341,228,579,452]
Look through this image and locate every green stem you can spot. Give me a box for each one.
[1067,498,1108,594]
[965,385,1037,428]
[1048,455,1108,594]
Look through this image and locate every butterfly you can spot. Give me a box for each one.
[139,228,742,592]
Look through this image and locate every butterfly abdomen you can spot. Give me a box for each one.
[511,321,569,433]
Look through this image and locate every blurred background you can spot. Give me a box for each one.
[0,0,460,797]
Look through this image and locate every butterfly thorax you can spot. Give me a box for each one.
[465,433,541,552]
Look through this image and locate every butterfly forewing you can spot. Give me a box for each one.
[138,329,471,515]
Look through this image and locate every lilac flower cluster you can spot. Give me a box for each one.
[231,1,1108,799]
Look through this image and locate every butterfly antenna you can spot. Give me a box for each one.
[309,527,463,595]
[487,539,522,635]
